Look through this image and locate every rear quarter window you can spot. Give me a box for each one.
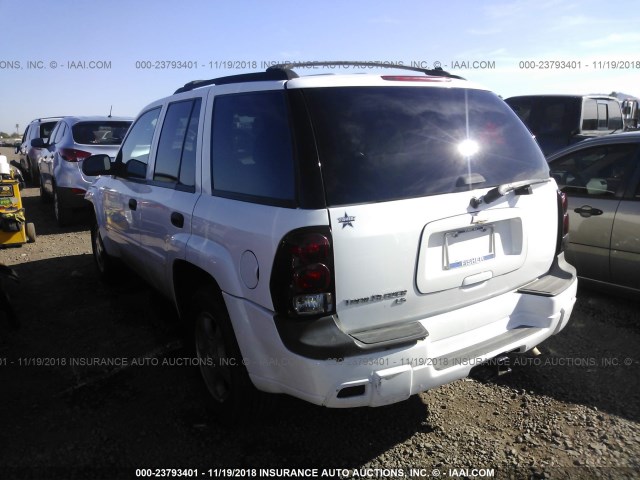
[211,91,295,204]
[305,87,549,206]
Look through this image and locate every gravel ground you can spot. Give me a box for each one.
[0,147,638,480]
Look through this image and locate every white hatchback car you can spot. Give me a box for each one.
[83,62,577,421]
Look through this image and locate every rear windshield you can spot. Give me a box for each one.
[72,121,131,145]
[304,87,548,206]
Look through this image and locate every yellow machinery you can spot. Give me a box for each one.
[0,155,35,247]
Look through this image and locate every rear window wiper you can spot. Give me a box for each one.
[470,178,550,208]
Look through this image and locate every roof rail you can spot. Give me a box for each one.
[174,69,298,94]
[267,61,465,80]
[34,116,65,122]
[173,61,465,94]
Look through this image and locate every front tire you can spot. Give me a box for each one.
[91,220,118,283]
[29,161,40,186]
[192,289,268,424]
[26,222,36,243]
[39,178,53,204]
[53,188,72,227]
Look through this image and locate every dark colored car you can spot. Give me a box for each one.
[506,95,624,155]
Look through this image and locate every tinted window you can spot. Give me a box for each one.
[306,87,549,206]
[549,143,638,197]
[118,108,161,178]
[505,96,581,135]
[72,121,131,145]
[608,101,623,130]
[597,103,608,129]
[582,99,597,130]
[38,121,57,141]
[154,98,201,187]
[211,91,295,201]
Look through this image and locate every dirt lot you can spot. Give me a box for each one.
[0,147,638,480]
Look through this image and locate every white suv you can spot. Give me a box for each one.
[83,62,577,420]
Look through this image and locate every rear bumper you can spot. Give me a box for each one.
[56,186,91,210]
[226,256,577,408]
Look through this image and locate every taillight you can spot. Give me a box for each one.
[556,190,569,254]
[271,227,335,317]
[59,148,92,162]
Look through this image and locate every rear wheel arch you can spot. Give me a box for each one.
[172,260,224,320]
[173,262,274,423]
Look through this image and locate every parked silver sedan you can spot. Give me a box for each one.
[34,116,132,226]
[547,132,640,294]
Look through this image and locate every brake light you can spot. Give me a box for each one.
[271,228,335,317]
[556,190,569,254]
[60,148,92,162]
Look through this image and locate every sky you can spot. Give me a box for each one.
[1,0,639,135]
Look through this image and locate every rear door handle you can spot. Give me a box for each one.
[128,198,137,210]
[171,212,184,228]
[574,205,603,217]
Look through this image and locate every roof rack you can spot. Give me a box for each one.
[174,69,298,94]
[267,61,465,80]
[174,61,465,94]
[34,116,65,122]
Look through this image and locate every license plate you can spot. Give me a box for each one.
[444,225,495,270]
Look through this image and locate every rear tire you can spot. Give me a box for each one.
[192,288,271,425]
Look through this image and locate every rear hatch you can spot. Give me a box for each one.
[302,82,557,334]
[71,120,132,180]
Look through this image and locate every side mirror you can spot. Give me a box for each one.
[14,145,20,154]
[30,138,48,148]
[82,154,113,176]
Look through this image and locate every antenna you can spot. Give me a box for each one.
[108,105,113,118]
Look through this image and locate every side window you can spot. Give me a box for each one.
[211,91,295,202]
[597,103,608,130]
[550,144,638,197]
[47,124,59,144]
[153,98,201,188]
[582,99,597,131]
[40,122,56,142]
[21,126,29,144]
[53,123,66,144]
[118,107,161,179]
[608,101,623,130]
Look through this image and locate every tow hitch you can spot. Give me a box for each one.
[469,354,513,382]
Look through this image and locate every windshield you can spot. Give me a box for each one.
[304,87,548,206]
